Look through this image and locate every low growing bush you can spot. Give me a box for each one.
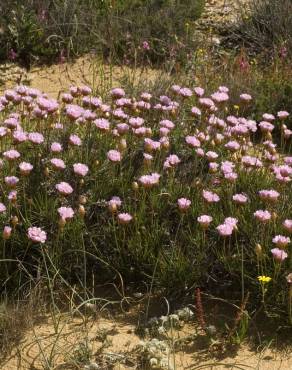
[224,0,292,60]
[0,0,205,66]
[0,81,291,325]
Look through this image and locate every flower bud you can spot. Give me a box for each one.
[3,226,12,240]
[58,217,66,229]
[118,138,127,151]
[78,205,86,218]
[255,243,262,257]
[44,167,50,177]
[11,216,18,227]
[108,202,117,214]
[79,195,87,204]
[281,124,287,131]
[161,140,169,150]
[272,212,278,221]
[132,181,139,191]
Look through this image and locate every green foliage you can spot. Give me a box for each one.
[224,0,292,60]
[0,0,205,66]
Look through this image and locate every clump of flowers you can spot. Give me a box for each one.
[0,81,291,323]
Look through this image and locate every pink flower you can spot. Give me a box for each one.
[94,118,110,131]
[179,87,193,98]
[61,93,74,103]
[159,119,175,130]
[28,132,44,145]
[129,117,144,128]
[0,203,7,213]
[194,87,205,97]
[224,172,238,182]
[116,123,129,135]
[163,154,180,170]
[58,206,74,220]
[141,92,152,101]
[225,141,240,152]
[202,190,220,203]
[117,213,133,224]
[142,41,150,50]
[271,248,288,262]
[0,127,8,138]
[69,134,82,146]
[56,182,73,195]
[259,121,274,133]
[258,189,280,202]
[3,226,12,240]
[139,173,160,188]
[232,193,248,204]
[108,196,122,212]
[80,85,92,96]
[19,162,33,175]
[66,104,84,120]
[8,191,17,202]
[262,113,275,122]
[73,163,89,176]
[224,217,238,228]
[197,215,213,229]
[283,219,292,233]
[191,107,201,116]
[13,131,27,143]
[3,149,20,161]
[51,142,63,153]
[5,176,19,187]
[171,85,181,94]
[209,162,219,172]
[27,226,47,244]
[199,98,215,109]
[217,223,234,236]
[240,93,252,102]
[111,88,125,98]
[211,91,229,104]
[50,158,66,170]
[206,151,218,161]
[254,210,271,223]
[277,111,289,120]
[272,235,290,248]
[144,138,161,152]
[177,198,191,212]
[185,135,201,148]
[107,150,121,162]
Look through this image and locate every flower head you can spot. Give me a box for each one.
[177,198,191,212]
[107,150,121,162]
[58,206,74,220]
[117,213,133,224]
[258,276,272,283]
[271,248,288,262]
[197,215,213,229]
[272,235,290,248]
[27,226,47,244]
[73,163,89,176]
[56,182,73,195]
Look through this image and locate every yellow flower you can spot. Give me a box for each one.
[258,276,272,283]
[233,105,240,110]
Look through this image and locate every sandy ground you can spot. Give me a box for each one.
[1,311,291,370]
[0,55,164,98]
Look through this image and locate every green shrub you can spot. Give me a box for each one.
[224,0,292,60]
[0,0,205,66]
